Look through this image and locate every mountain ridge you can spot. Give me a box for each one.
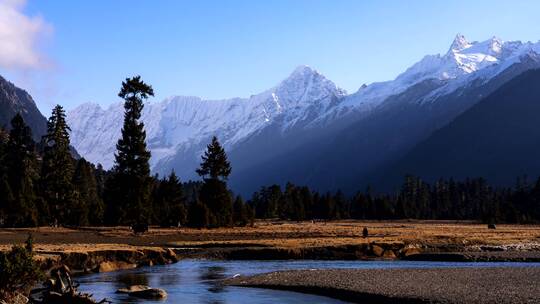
[0,75,47,140]
[67,35,540,193]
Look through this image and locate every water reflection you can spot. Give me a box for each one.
[200,266,226,281]
[157,271,181,286]
[115,272,150,289]
[200,266,226,293]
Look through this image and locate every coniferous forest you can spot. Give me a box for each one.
[0,76,539,228]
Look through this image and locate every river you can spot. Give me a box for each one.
[76,259,540,303]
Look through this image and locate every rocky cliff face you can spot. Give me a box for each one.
[0,75,47,140]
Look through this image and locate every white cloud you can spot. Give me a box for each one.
[0,0,52,70]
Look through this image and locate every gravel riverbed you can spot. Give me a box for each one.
[226,267,540,303]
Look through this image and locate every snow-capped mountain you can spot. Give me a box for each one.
[68,65,346,169]
[67,34,540,192]
[325,35,540,114]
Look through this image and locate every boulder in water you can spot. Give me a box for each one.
[116,285,167,299]
[129,288,167,299]
[116,285,151,293]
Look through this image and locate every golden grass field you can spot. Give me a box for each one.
[0,220,539,253]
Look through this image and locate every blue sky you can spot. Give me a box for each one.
[2,0,540,113]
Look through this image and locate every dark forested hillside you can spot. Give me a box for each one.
[382,68,540,188]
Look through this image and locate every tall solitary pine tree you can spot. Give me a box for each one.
[104,76,154,225]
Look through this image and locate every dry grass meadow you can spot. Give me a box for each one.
[0,220,539,253]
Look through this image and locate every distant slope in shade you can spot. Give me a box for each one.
[382,69,540,188]
[230,56,540,195]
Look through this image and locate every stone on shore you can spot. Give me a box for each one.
[370,244,384,256]
[382,249,396,259]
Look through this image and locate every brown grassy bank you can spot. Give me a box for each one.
[0,220,539,269]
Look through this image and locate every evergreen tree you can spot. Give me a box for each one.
[0,128,10,225]
[187,199,210,228]
[154,171,187,227]
[104,76,154,225]
[233,196,249,226]
[196,136,232,180]
[72,158,104,225]
[5,114,39,227]
[0,127,7,167]
[0,177,13,227]
[40,105,75,225]
[196,136,233,227]
[94,163,107,199]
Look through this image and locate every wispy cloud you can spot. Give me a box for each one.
[0,0,53,70]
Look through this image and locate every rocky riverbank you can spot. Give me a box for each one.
[226,267,540,303]
[172,241,540,262]
[34,247,178,275]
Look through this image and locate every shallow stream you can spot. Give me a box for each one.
[77,259,540,303]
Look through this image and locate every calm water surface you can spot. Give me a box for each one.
[77,259,540,304]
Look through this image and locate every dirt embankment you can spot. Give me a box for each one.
[35,247,178,274]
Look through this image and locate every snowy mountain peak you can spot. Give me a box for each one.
[290,64,317,76]
[279,65,331,90]
[330,35,540,117]
[447,34,504,57]
[273,65,346,103]
[449,33,471,52]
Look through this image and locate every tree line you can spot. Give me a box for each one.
[249,175,540,223]
[0,76,253,228]
[0,76,539,228]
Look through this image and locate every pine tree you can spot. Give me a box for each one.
[154,171,187,227]
[5,114,39,227]
[196,136,232,180]
[0,176,13,226]
[0,127,8,166]
[104,76,154,225]
[233,196,249,226]
[72,158,104,225]
[40,105,75,225]
[187,198,210,228]
[94,163,106,199]
[196,136,233,227]
[0,127,10,225]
